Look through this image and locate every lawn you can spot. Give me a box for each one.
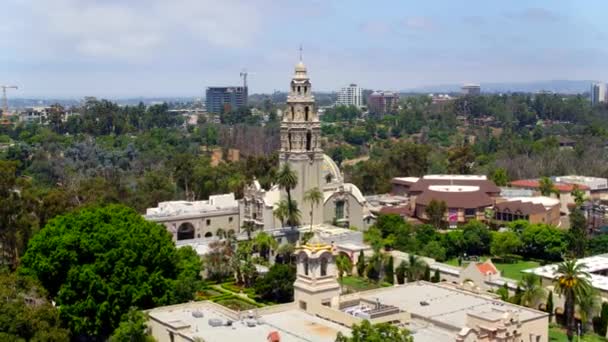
[443,257,540,281]
[339,276,391,292]
[214,298,259,311]
[549,325,607,342]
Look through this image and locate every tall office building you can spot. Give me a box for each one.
[337,83,363,108]
[367,91,399,117]
[591,82,607,105]
[205,86,248,114]
[461,83,481,96]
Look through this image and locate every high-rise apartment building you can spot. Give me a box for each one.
[591,82,607,105]
[205,86,248,114]
[461,83,481,96]
[367,91,399,116]
[337,83,362,108]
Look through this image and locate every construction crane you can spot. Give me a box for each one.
[239,69,248,89]
[1,85,18,116]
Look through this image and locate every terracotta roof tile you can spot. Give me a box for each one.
[510,179,589,192]
[476,262,498,275]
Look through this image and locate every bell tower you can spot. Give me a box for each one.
[280,54,324,226]
[293,236,340,312]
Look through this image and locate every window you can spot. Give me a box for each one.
[291,106,294,120]
[304,258,309,275]
[464,208,476,217]
[297,86,301,94]
[305,106,309,121]
[320,257,328,276]
[306,131,312,151]
[204,232,213,238]
[299,301,307,311]
[206,219,211,226]
[229,217,233,223]
[335,201,345,220]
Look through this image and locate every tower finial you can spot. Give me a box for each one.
[299,44,303,62]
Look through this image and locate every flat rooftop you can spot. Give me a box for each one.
[524,254,608,291]
[148,302,350,342]
[359,282,546,330]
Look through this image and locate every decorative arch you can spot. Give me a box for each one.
[204,231,213,238]
[320,256,328,276]
[177,222,195,240]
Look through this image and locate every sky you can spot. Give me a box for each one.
[1,0,608,98]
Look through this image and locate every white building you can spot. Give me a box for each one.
[145,193,240,241]
[336,83,363,108]
[591,82,607,105]
[461,83,481,96]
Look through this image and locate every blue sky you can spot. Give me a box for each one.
[1,0,607,97]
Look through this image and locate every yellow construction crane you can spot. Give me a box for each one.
[1,85,18,116]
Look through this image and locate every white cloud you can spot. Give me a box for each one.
[17,0,265,61]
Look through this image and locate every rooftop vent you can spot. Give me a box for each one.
[192,310,204,318]
[209,318,223,327]
[420,301,429,306]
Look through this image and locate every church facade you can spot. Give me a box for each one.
[240,60,371,231]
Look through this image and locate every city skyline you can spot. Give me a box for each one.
[2,0,608,97]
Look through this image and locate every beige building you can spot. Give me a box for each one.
[493,197,561,226]
[241,59,370,231]
[145,193,240,241]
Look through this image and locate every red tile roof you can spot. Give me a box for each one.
[379,205,413,216]
[268,331,280,342]
[509,179,589,192]
[475,261,498,275]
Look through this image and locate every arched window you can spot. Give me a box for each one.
[306,130,312,151]
[204,232,213,238]
[304,86,307,94]
[305,106,309,121]
[320,257,328,276]
[304,258,309,275]
[177,222,195,240]
[288,132,292,150]
[297,86,301,94]
[291,106,295,120]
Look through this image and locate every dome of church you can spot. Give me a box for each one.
[321,154,343,184]
[295,61,307,73]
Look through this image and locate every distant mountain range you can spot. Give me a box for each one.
[407,80,595,94]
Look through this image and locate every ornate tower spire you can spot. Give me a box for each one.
[279,58,324,226]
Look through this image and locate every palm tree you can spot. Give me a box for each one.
[553,259,593,341]
[254,232,278,261]
[336,254,353,293]
[577,289,600,333]
[304,187,324,232]
[276,163,298,227]
[273,200,289,227]
[286,200,301,227]
[518,273,545,308]
[241,221,256,240]
[405,255,426,282]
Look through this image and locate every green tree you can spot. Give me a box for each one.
[335,320,413,342]
[276,163,298,227]
[461,220,492,256]
[490,167,509,186]
[405,255,426,282]
[254,231,278,261]
[497,283,509,301]
[568,207,587,258]
[422,264,431,281]
[577,289,600,333]
[0,272,70,341]
[490,231,522,259]
[518,273,545,308]
[571,185,587,206]
[553,259,593,341]
[109,307,154,342]
[394,261,406,284]
[431,268,441,283]
[425,199,447,229]
[539,176,556,197]
[356,250,366,277]
[421,240,447,261]
[304,187,323,231]
[242,221,256,240]
[20,204,200,339]
[336,254,353,293]
[597,302,608,337]
[546,290,554,323]
[520,223,567,261]
[254,263,296,303]
[384,256,394,284]
[273,200,289,227]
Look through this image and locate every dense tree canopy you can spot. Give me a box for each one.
[0,272,70,341]
[19,204,202,340]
